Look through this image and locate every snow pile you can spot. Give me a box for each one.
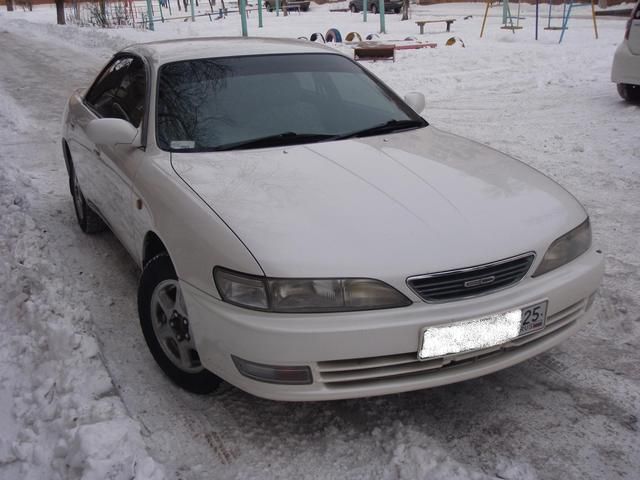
[0,164,164,480]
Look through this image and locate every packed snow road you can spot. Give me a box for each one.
[1,8,639,479]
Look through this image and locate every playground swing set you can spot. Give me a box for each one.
[479,0,598,43]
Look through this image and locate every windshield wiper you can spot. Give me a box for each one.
[334,119,427,141]
[212,132,338,151]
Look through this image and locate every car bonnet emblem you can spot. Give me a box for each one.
[464,276,496,288]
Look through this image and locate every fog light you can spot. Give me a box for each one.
[231,356,312,385]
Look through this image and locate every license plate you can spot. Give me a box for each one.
[518,301,547,336]
[418,300,548,360]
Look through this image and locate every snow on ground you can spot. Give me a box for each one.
[0,89,165,478]
[0,2,639,480]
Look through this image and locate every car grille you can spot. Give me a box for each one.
[317,297,587,389]
[407,253,535,302]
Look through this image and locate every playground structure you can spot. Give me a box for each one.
[479,0,598,43]
[299,27,463,62]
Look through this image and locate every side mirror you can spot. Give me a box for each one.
[404,92,426,115]
[86,118,140,147]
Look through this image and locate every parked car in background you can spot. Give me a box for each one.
[349,0,402,14]
[62,38,603,401]
[612,0,640,102]
[263,0,310,12]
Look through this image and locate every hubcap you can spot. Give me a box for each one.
[150,279,203,373]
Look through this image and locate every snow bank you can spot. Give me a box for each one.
[0,157,164,479]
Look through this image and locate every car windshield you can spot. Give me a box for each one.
[156,53,427,152]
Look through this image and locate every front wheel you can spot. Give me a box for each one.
[617,83,640,103]
[138,253,221,394]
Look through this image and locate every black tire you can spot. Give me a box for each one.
[264,1,272,12]
[617,83,640,103]
[370,3,378,14]
[349,3,358,12]
[71,168,106,234]
[394,7,400,13]
[138,253,221,394]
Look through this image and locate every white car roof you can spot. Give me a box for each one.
[123,37,341,66]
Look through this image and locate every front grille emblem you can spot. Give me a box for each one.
[464,276,496,288]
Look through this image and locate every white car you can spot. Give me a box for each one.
[62,38,604,401]
[612,0,640,102]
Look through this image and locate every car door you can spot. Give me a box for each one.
[73,54,149,259]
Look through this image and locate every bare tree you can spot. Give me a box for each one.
[401,0,409,21]
[55,0,65,24]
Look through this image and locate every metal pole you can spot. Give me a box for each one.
[535,0,539,40]
[363,0,367,22]
[145,0,154,30]
[159,0,165,22]
[378,0,385,33]
[559,1,571,43]
[480,0,490,38]
[258,0,263,27]
[591,0,598,39]
[190,0,195,21]
[240,0,248,36]
[276,0,280,16]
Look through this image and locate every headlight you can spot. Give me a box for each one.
[533,218,591,277]
[214,267,411,313]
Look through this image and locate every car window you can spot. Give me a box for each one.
[85,56,146,128]
[157,53,422,152]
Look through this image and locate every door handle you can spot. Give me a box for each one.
[93,149,101,157]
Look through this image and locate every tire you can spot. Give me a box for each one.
[370,3,378,14]
[71,168,106,234]
[394,7,400,13]
[349,3,358,12]
[264,1,272,12]
[138,253,221,394]
[617,83,640,103]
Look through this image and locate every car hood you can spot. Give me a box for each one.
[171,127,586,280]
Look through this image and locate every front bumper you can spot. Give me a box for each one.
[182,247,604,401]
[611,41,640,86]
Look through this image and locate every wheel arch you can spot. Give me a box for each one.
[142,231,171,268]
[61,138,73,177]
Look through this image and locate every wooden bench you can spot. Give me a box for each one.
[353,44,395,62]
[416,19,455,34]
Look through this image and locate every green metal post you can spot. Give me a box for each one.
[145,0,154,30]
[240,0,248,36]
[258,0,263,27]
[378,0,385,33]
[190,0,195,21]
[276,0,280,16]
[363,0,367,22]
